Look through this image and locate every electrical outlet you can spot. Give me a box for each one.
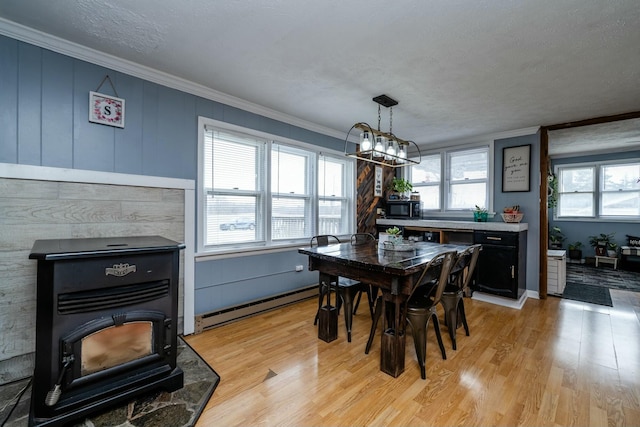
[295,265,304,272]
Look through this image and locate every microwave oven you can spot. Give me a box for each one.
[386,200,421,219]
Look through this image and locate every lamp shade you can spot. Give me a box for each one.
[373,136,385,157]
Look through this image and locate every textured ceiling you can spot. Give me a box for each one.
[1,0,639,154]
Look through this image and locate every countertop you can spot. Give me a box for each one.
[377,218,528,232]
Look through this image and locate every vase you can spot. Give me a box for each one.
[389,235,403,245]
[473,212,487,222]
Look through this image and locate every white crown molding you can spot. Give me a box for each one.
[0,17,346,141]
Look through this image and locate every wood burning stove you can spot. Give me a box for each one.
[28,236,185,427]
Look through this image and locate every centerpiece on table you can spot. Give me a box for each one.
[385,226,403,245]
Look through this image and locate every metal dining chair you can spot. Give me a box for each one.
[365,250,457,379]
[440,244,481,350]
[311,234,371,342]
[350,233,377,319]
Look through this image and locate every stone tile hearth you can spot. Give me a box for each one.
[0,338,219,427]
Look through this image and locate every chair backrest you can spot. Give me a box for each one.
[410,250,457,306]
[350,233,376,245]
[449,244,482,290]
[310,234,340,247]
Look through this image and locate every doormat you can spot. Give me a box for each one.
[562,282,613,307]
[1,337,219,427]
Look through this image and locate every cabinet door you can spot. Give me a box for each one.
[475,245,518,298]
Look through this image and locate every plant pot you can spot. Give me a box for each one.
[550,243,563,249]
[473,212,487,222]
[607,250,616,258]
[568,249,582,260]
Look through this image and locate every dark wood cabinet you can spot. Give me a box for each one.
[376,220,528,301]
[472,230,527,299]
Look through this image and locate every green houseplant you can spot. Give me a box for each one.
[388,177,413,199]
[588,232,615,256]
[473,205,488,222]
[385,226,403,245]
[549,226,565,249]
[567,241,583,260]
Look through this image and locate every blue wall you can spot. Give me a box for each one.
[0,34,346,314]
[550,150,640,256]
[495,134,541,292]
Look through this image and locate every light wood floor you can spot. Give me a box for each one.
[185,290,640,426]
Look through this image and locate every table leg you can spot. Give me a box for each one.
[317,272,338,342]
[379,291,406,377]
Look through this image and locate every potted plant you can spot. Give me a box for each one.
[388,177,413,200]
[549,226,565,249]
[567,241,583,260]
[607,242,618,258]
[473,205,488,222]
[588,232,615,256]
[385,226,403,245]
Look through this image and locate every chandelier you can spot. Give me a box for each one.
[344,95,421,168]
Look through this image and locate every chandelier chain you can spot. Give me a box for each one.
[389,107,393,135]
[377,105,382,131]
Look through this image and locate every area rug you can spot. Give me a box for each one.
[566,263,640,292]
[0,337,219,427]
[562,282,613,307]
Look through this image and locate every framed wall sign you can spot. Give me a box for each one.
[374,166,383,197]
[89,91,125,128]
[502,144,531,192]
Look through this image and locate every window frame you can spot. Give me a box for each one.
[408,142,494,217]
[197,117,356,254]
[554,159,640,222]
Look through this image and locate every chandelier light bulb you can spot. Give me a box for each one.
[397,145,406,163]
[385,141,396,160]
[360,131,371,151]
[373,136,385,157]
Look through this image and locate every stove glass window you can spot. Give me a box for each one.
[81,321,153,376]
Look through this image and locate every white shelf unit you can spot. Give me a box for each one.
[547,250,566,295]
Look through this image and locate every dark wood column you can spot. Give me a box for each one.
[356,160,394,234]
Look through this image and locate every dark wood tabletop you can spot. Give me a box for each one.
[299,240,468,294]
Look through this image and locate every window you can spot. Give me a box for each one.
[410,154,441,210]
[409,145,491,213]
[556,161,639,219]
[557,166,595,217]
[318,154,351,235]
[199,118,355,251]
[601,163,640,216]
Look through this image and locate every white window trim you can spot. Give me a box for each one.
[554,159,640,222]
[197,117,355,256]
[408,141,494,218]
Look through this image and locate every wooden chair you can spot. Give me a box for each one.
[311,234,371,342]
[365,250,457,379]
[440,244,481,350]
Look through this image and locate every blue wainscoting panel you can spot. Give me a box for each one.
[73,61,117,172]
[155,86,197,180]
[114,72,144,174]
[0,37,19,163]
[17,42,42,166]
[42,50,74,168]
[194,250,317,315]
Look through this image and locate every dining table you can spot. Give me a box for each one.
[298,239,471,377]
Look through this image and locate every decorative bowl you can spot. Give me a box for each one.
[501,212,524,223]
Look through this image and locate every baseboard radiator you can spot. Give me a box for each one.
[194,285,318,333]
